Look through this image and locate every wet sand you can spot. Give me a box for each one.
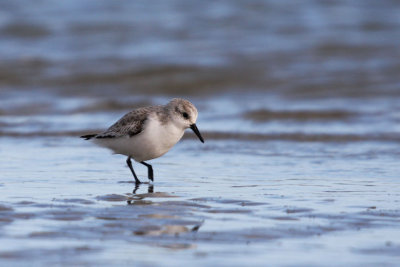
[0,136,399,266]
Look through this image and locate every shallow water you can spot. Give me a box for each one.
[1,137,399,266]
[1,0,400,266]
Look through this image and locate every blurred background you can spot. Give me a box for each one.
[1,0,399,138]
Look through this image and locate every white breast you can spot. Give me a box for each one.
[95,115,185,162]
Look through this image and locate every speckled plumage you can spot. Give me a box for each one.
[96,106,162,139]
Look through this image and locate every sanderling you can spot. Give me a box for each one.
[81,98,204,184]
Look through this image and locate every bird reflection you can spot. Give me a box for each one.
[132,182,154,194]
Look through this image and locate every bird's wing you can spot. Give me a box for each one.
[95,107,152,139]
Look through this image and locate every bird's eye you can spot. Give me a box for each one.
[182,112,189,119]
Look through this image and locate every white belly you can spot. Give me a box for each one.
[94,117,184,162]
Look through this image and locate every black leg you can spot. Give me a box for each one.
[126,157,141,184]
[140,161,154,182]
[132,183,140,194]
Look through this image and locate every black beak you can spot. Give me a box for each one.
[190,124,204,143]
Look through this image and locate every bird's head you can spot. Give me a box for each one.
[167,98,204,143]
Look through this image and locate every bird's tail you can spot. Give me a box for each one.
[80,134,97,140]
